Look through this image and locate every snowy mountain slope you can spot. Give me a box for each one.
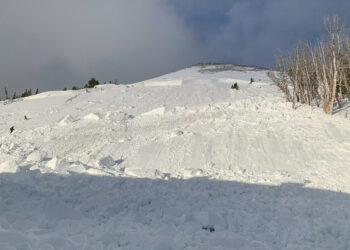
[0,65,350,249]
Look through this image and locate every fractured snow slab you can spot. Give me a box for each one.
[218,78,250,84]
[25,90,73,100]
[143,79,182,87]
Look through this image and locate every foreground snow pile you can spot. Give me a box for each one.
[0,65,350,249]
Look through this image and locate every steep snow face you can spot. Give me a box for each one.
[0,65,349,249]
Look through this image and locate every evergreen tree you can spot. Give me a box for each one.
[21,89,29,98]
[84,78,100,88]
[35,88,39,94]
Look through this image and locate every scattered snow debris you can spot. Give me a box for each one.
[0,65,349,249]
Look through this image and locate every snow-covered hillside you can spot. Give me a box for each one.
[0,64,349,249]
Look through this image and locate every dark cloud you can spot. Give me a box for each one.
[1,0,350,95]
[170,0,350,67]
[0,0,202,94]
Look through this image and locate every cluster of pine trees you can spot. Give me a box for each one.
[63,77,118,91]
[2,77,113,101]
[2,87,39,101]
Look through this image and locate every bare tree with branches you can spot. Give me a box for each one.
[270,15,350,115]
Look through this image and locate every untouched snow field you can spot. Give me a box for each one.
[0,65,350,249]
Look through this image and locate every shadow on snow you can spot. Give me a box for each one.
[0,170,350,249]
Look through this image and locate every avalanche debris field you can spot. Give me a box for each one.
[0,65,350,249]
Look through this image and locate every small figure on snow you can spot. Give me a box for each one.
[231,83,239,90]
[10,126,14,134]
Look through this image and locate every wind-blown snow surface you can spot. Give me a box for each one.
[0,65,350,249]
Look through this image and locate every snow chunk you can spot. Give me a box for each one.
[46,157,58,170]
[67,163,86,174]
[0,161,18,173]
[26,151,42,162]
[86,168,108,176]
[105,111,112,120]
[58,115,74,126]
[183,169,204,178]
[142,107,165,116]
[83,113,100,121]
[124,168,140,177]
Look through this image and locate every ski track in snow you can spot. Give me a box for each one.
[0,66,349,249]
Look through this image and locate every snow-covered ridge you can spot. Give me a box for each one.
[0,65,349,249]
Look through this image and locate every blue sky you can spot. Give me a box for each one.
[1,0,350,94]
